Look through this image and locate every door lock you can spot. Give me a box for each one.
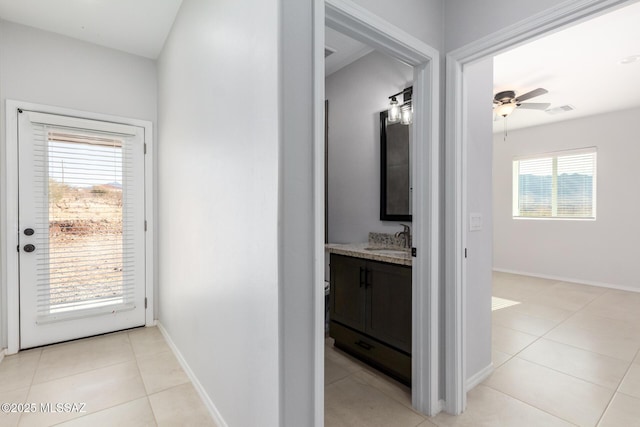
[23,244,35,253]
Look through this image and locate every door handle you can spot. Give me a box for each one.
[355,340,373,350]
[23,244,35,253]
[24,228,35,236]
[359,267,365,287]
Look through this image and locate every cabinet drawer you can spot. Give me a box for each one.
[330,321,411,385]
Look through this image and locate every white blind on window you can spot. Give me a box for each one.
[31,122,140,322]
[556,153,596,217]
[517,157,553,217]
[514,148,596,219]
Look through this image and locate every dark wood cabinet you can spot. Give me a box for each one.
[330,255,366,331]
[366,261,412,353]
[329,253,412,385]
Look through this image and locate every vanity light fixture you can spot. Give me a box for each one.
[388,86,413,125]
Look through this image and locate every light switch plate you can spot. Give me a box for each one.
[469,213,483,231]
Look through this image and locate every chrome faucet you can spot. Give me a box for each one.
[395,224,411,249]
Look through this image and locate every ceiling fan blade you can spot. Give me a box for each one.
[517,102,551,110]
[515,88,548,102]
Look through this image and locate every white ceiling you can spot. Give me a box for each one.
[493,1,640,132]
[325,27,373,76]
[3,1,636,122]
[0,0,183,59]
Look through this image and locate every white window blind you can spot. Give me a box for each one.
[31,123,139,322]
[513,148,597,219]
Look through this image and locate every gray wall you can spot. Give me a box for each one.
[494,108,640,290]
[463,58,494,383]
[0,20,157,350]
[281,0,316,424]
[326,51,413,244]
[156,0,280,426]
[444,0,561,51]
[352,0,444,50]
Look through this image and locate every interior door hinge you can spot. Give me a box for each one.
[144,143,147,154]
[144,220,147,231]
[465,248,468,258]
[144,297,148,309]
[411,247,417,257]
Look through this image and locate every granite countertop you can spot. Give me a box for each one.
[325,242,412,266]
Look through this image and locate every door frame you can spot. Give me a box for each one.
[4,100,155,354]
[316,0,441,419]
[444,0,637,414]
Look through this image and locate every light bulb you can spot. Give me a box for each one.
[400,104,413,125]
[496,103,517,117]
[388,97,400,123]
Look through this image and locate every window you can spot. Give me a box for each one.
[513,148,596,219]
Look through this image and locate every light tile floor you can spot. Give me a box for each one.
[0,326,216,427]
[325,272,640,426]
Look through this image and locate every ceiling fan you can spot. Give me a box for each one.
[493,88,550,118]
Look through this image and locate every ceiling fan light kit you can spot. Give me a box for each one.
[493,87,549,140]
[496,102,517,117]
[493,87,550,118]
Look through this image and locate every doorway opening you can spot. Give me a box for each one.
[446,0,640,417]
[486,3,640,424]
[315,2,441,423]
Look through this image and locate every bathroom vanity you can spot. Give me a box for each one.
[326,243,411,385]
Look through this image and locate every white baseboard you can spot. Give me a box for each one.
[493,268,640,293]
[157,323,228,427]
[466,363,493,391]
[0,348,6,364]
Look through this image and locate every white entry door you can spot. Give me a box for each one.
[18,110,146,349]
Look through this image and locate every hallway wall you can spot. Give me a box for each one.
[463,58,494,385]
[156,0,280,425]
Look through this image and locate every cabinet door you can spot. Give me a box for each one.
[365,260,412,353]
[330,254,366,331]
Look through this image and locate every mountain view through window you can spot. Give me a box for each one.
[513,149,596,219]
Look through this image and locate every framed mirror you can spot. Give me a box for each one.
[380,110,411,221]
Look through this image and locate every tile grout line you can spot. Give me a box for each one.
[326,346,426,421]
[27,352,137,389]
[491,275,640,427]
[492,285,629,398]
[17,349,44,426]
[355,370,423,416]
[129,330,155,399]
[481,382,580,426]
[508,353,626,392]
[44,330,165,426]
[599,345,640,425]
[130,331,165,426]
[38,332,147,426]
